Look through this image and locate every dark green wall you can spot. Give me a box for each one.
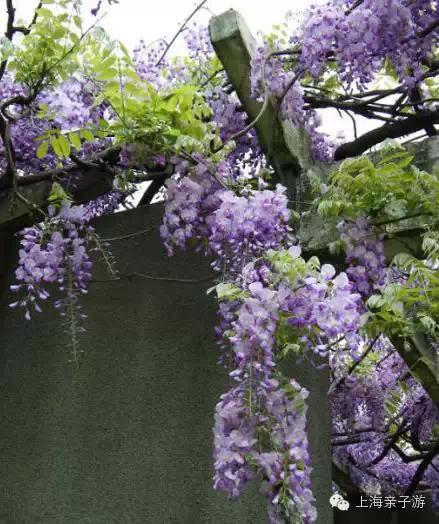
[0,205,266,523]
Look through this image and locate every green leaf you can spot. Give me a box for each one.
[418,314,437,334]
[97,69,119,81]
[367,295,385,310]
[68,132,82,150]
[36,141,49,159]
[36,7,53,17]
[80,129,94,142]
[392,253,414,269]
[215,283,240,299]
[48,181,72,205]
[50,137,63,158]
[58,135,71,157]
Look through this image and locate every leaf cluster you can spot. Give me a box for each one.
[316,146,439,224]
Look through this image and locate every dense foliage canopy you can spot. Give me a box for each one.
[0,0,438,522]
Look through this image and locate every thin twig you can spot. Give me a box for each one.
[345,110,358,140]
[155,0,208,67]
[211,51,291,154]
[180,151,230,191]
[345,0,364,16]
[200,68,225,89]
[101,226,157,242]
[15,191,47,218]
[92,272,216,284]
[330,336,380,393]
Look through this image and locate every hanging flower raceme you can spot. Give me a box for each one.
[210,244,370,522]
[209,185,292,275]
[161,163,291,276]
[10,201,114,360]
[301,0,435,89]
[250,46,335,162]
[213,384,258,498]
[11,204,90,317]
[160,160,228,256]
[213,378,317,524]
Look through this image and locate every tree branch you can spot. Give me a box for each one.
[0,0,15,81]
[404,446,439,496]
[334,110,439,160]
[0,112,17,186]
[418,18,439,39]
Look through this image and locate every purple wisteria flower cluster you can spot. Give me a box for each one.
[301,0,436,89]
[331,339,439,501]
[133,39,169,88]
[207,83,260,165]
[209,186,291,274]
[160,163,291,275]
[160,161,227,256]
[0,75,109,175]
[9,202,113,358]
[208,243,368,521]
[0,75,54,173]
[250,47,335,162]
[214,378,317,524]
[84,190,126,221]
[39,79,97,130]
[249,0,438,161]
[339,218,388,297]
[277,260,363,360]
[11,203,93,317]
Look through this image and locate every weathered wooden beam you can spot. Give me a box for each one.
[0,168,114,232]
[209,9,317,210]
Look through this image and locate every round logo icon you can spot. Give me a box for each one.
[330,493,350,511]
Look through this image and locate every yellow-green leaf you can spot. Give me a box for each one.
[50,137,63,158]
[80,129,94,142]
[58,135,71,157]
[36,141,49,159]
[69,132,82,150]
